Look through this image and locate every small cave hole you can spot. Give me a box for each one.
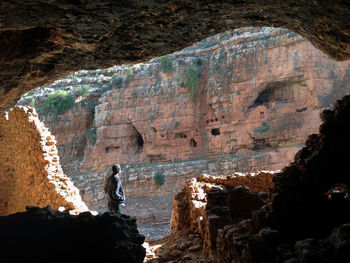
[211,128,221,136]
[175,133,187,139]
[105,146,120,153]
[137,132,144,148]
[215,118,218,121]
[190,138,197,148]
[260,112,265,118]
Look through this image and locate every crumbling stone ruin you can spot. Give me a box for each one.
[0,106,88,215]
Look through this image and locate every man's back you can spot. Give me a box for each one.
[104,174,125,204]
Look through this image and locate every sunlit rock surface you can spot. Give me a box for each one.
[0,106,88,215]
[19,28,350,214]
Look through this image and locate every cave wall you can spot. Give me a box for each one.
[1,1,350,113]
[0,106,88,215]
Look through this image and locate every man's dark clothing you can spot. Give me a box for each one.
[104,174,125,213]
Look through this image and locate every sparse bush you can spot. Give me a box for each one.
[74,85,91,97]
[256,122,270,133]
[110,74,122,87]
[84,128,97,146]
[154,173,165,187]
[29,97,36,108]
[39,90,75,116]
[126,67,134,81]
[123,67,134,87]
[174,120,180,128]
[160,55,173,73]
[182,64,200,102]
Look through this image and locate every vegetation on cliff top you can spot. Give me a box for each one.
[160,55,173,73]
[181,63,200,102]
[39,90,75,116]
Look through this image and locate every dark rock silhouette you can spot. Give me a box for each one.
[0,206,145,263]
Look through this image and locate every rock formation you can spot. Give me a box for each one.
[166,171,274,262]
[163,94,350,263]
[0,206,145,263]
[0,106,88,215]
[19,28,350,215]
[1,1,350,113]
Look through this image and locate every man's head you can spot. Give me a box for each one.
[112,164,121,175]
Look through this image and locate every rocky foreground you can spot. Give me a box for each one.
[0,206,145,263]
[145,95,350,262]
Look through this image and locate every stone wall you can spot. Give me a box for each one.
[0,106,88,215]
[151,171,275,261]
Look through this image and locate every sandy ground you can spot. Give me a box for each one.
[123,194,173,240]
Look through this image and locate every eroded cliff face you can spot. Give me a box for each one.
[2,1,350,114]
[0,106,88,215]
[19,28,350,213]
[163,94,350,262]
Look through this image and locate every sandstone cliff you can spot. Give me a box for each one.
[19,28,350,214]
[159,94,350,263]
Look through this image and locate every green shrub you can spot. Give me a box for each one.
[256,122,270,133]
[154,173,165,187]
[160,55,173,73]
[182,64,200,102]
[29,97,36,108]
[174,120,180,128]
[39,90,75,116]
[84,128,97,146]
[74,85,91,97]
[110,73,122,87]
[126,67,134,81]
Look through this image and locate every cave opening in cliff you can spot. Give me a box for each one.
[251,79,301,108]
[190,138,198,147]
[137,131,144,149]
[3,7,350,259]
[211,128,221,136]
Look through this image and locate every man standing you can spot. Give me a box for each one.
[104,164,126,213]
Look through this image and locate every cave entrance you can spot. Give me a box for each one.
[250,79,302,109]
[211,128,221,136]
[137,131,144,149]
[190,138,198,148]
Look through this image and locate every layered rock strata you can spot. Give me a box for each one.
[0,106,88,215]
[167,94,350,263]
[19,27,350,214]
[0,205,145,263]
[2,1,350,113]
